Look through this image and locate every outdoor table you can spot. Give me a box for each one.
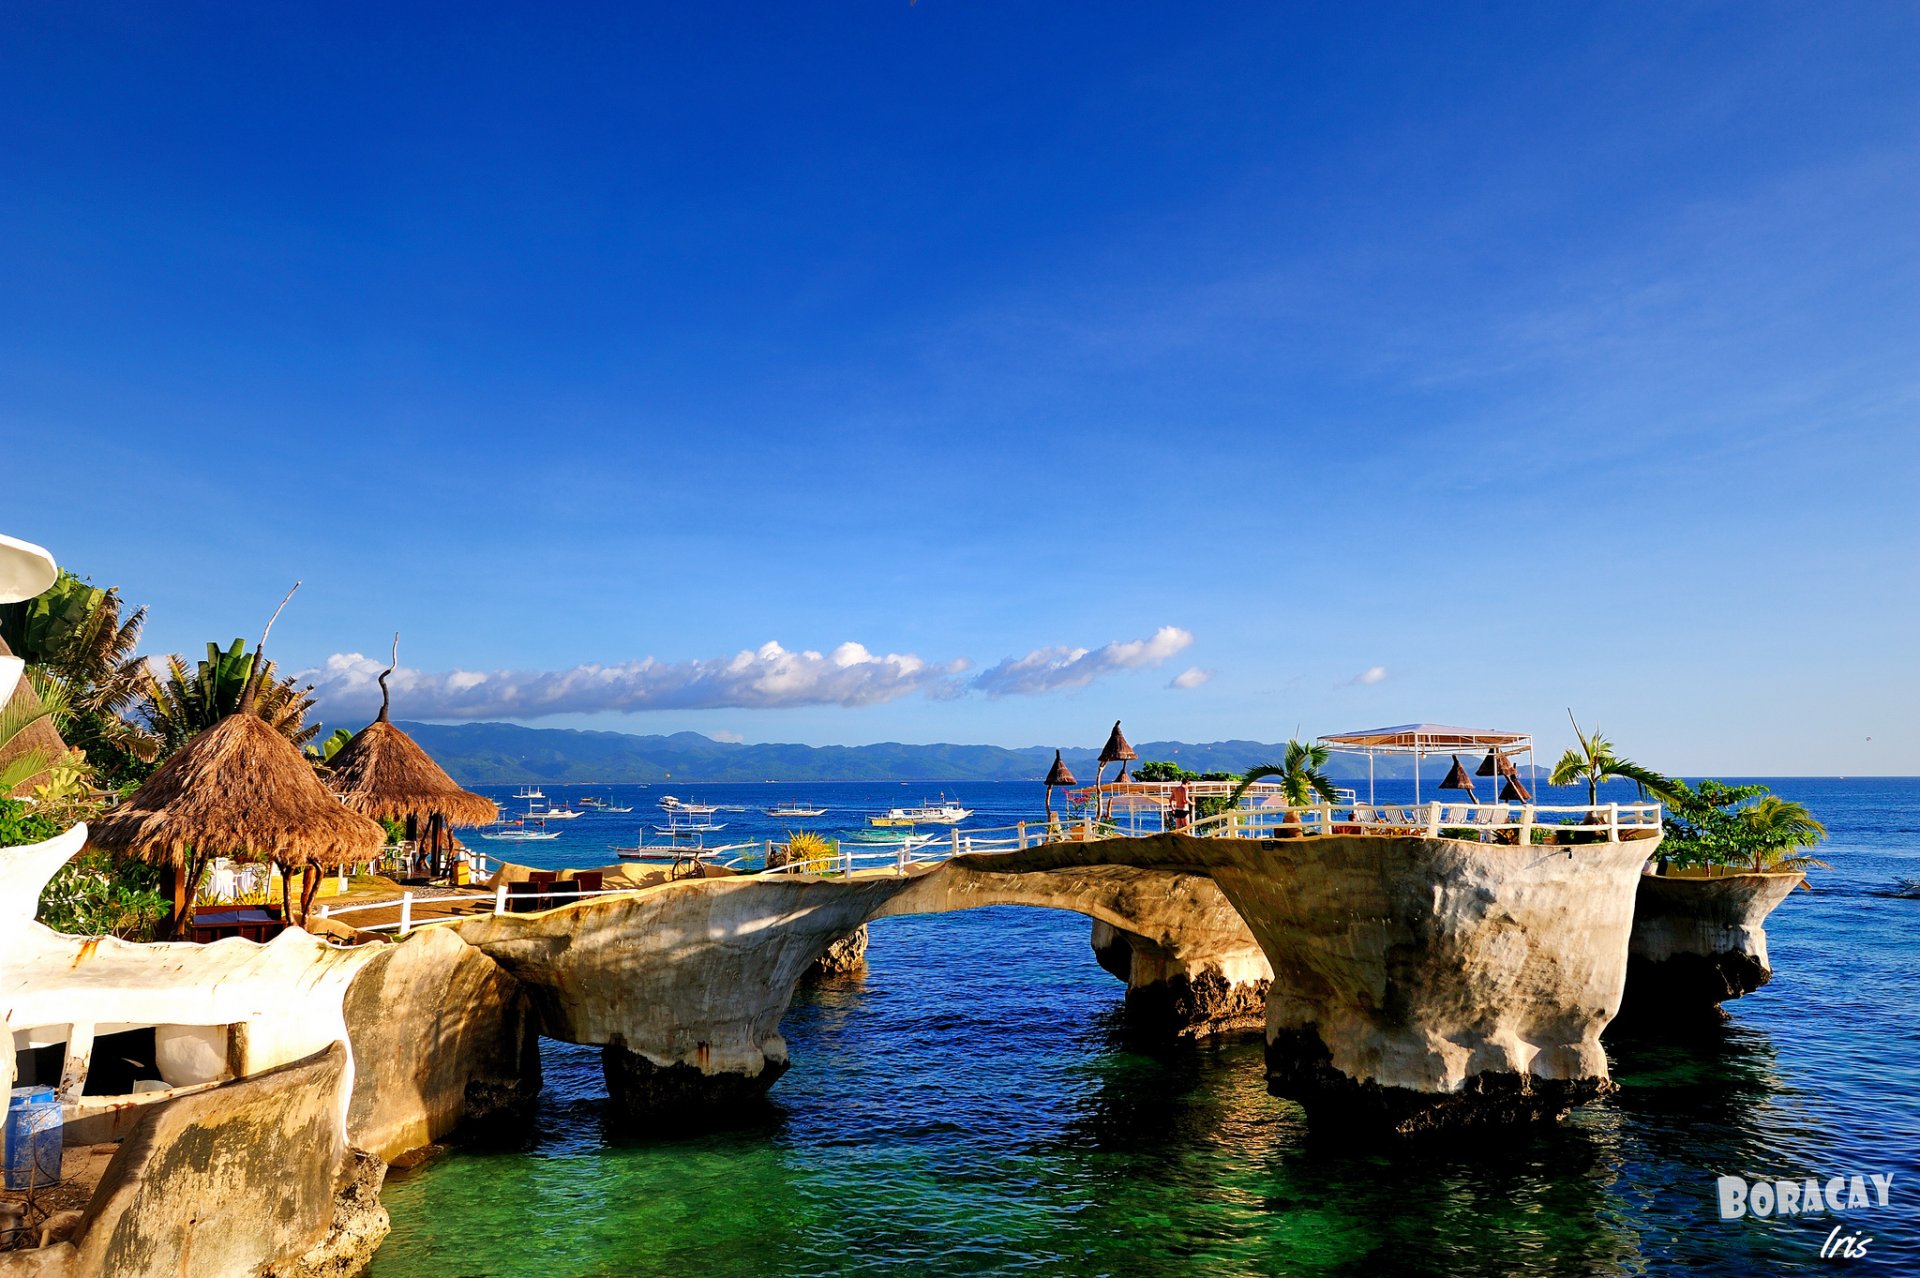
[190,907,284,944]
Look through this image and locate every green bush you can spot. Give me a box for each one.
[0,796,63,849]
[31,823,171,941]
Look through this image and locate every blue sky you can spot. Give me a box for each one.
[4,3,1915,772]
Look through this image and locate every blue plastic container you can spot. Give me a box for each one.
[4,1088,63,1190]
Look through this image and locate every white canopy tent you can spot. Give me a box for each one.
[1316,723,1535,804]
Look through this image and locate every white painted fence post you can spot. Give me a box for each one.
[1519,805,1535,845]
[495,884,508,915]
[398,891,414,936]
[1017,821,1027,849]
[1318,803,1333,835]
[318,904,331,921]
[1607,802,1619,841]
[951,828,962,859]
[1425,804,1442,838]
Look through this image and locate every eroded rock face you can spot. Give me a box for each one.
[1621,871,1802,1023]
[455,830,1651,1135]
[452,875,905,1119]
[341,926,543,1161]
[264,1147,390,1278]
[805,925,870,979]
[1178,832,1653,1132]
[453,854,1275,1122]
[1089,918,1270,1036]
[0,1045,355,1278]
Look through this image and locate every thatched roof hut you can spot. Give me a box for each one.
[326,716,495,827]
[1097,721,1137,766]
[1044,749,1077,788]
[89,712,385,871]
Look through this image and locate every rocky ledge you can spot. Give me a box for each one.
[1619,870,1803,1023]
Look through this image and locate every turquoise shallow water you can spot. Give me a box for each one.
[373,778,1920,1276]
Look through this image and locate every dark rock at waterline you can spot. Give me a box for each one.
[600,1037,789,1129]
[1618,871,1801,1023]
[803,925,870,980]
[1264,1027,1612,1135]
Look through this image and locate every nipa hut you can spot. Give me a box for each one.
[88,613,384,934]
[325,654,495,881]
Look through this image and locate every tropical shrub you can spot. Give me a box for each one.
[36,845,171,940]
[785,830,838,873]
[1134,760,1197,783]
[1659,779,1829,878]
[0,795,62,849]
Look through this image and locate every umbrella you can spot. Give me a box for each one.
[1475,750,1502,777]
[1042,749,1077,818]
[1436,754,1477,797]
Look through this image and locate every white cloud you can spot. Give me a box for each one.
[1169,666,1212,690]
[971,626,1195,698]
[305,626,1200,719]
[303,641,964,720]
[709,729,745,744]
[1348,665,1389,686]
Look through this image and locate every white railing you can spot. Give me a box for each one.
[752,819,1129,878]
[316,878,668,936]
[1185,800,1660,842]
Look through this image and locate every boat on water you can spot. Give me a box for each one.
[842,830,938,851]
[540,806,584,819]
[766,801,828,818]
[657,796,720,814]
[866,796,974,827]
[513,785,545,800]
[654,812,728,835]
[601,803,634,813]
[481,817,561,842]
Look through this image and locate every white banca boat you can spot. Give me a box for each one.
[481,817,560,842]
[766,801,828,818]
[867,796,973,827]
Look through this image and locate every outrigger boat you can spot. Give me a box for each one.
[653,812,727,835]
[512,785,545,801]
[866,796,973,827]
[766,801,828,818]
[481,817,560,842]
[656,796,720,814]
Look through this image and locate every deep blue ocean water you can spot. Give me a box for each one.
[372,777,1920,1276]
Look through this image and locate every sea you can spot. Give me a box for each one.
[370,777,1920,1276]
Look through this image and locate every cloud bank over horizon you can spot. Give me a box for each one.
[302,627,1197,721]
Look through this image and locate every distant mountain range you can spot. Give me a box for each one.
[394,721,1447,785]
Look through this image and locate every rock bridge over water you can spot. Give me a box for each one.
[447,806,1664,1133]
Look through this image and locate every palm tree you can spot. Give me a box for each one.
[1228,739,1342,810]
[0,670,75,797]
[1739,795,1829,875]
[0,572,159,776]
[139,639,320,755]
[1549,711,1680,805]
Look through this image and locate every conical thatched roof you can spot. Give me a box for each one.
[0,634,70,798]
[326,718,496,826]
[1436,754,1477,793]
[1499,774,1534,803]
[1044,749,1077,788]
[1097,721,1136,765]
[89,713,385,869]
